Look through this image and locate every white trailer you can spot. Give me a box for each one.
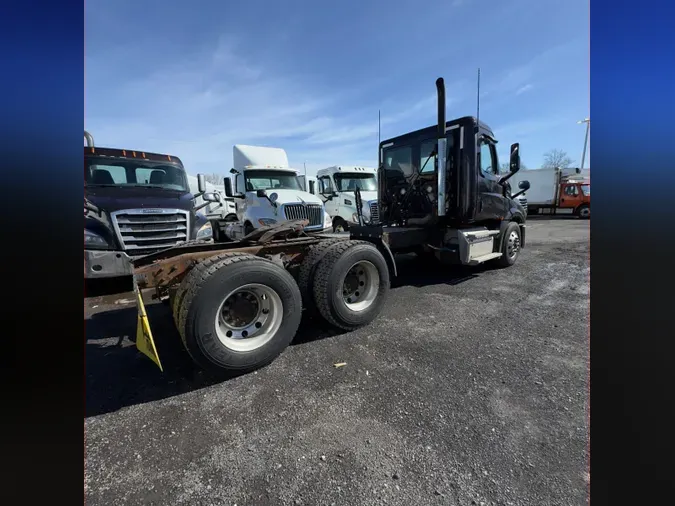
[221,145,332,240]
[315,165,378,231]
[297,174,317,194]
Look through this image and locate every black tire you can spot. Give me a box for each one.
[333,218,349,233]
[175,253,302,375]
[496,222,522,268]
[312,240,390,330]
[297,238,348,311]
[172,252,251,328]
[576,204,590,219]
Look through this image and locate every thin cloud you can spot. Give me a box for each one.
[516,84,534,95]
[86,37,444,173]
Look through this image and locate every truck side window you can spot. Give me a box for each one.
[564,185,579,196]
[318,176,333,194]
[420,140,437,173]
[479,142,498,176]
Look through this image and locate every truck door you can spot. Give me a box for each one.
[318,176,339,219]
[560,183,582,209]
[476,136,507,221]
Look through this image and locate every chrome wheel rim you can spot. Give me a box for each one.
[507,230,521,259]
[579,207,590,218]
[342,261,379,311]
[215,283,283,352]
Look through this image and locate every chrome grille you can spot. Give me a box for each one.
[111,208,190,255]
[517,196,528,212]
[283,203,323,228]
[369,201,379,223]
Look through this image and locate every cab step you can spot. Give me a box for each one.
[468,252,503,265]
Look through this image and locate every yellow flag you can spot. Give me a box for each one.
[134,286,163,371]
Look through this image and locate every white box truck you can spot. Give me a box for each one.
[313,165,378,232]
[509,167,590,217]
[221,145,332,240]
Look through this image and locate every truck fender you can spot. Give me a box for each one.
[495,219,526,253]
[356,237,397,278]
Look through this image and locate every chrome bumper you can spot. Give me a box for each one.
[84,250,133,278]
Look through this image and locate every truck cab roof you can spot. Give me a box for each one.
[84,146,184,167]
[380,116,493,148]
[317,166,377,177]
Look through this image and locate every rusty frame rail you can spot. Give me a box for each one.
[131,221,330,290]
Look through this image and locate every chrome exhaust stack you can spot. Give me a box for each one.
[84,130,94,148]
[435,78,447,217]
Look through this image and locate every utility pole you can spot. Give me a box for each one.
[577,118,590,171]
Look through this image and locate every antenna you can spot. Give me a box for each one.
[378,109,381,145]
[476,68,481,132]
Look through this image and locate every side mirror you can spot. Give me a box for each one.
[308,180,316,195]
[256,189,267,198]
[203,191,221,203]
[197,173,206,193]
[229,168,238,175]
[511,179,530,199]
[224,177,234,198]
[499,143,521,184]
[509,143,520,172]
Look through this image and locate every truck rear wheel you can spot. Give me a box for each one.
[312,240,390,330]
[174,253,302,376]
[297,238,347,312]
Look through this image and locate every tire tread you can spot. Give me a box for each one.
[312,240,380,330]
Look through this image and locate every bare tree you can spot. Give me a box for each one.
[500,161,527,173]
[203,173,224,185]
[542,149,574,169]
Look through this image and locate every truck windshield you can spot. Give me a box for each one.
[84,157,189,192]
[334,173,377,192]
[244,170,302,191]
[382,133,454,179]
[580,184,590,196]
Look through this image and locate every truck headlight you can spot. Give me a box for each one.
[84,229,108,248]
[258,218,277,226]
[196,221,213,240]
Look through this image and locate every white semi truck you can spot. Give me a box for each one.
[221,145,332,240]
[313,165,379,232]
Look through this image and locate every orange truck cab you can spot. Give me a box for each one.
[558,179,590,218]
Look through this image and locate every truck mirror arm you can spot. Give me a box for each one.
[194,201,223,212]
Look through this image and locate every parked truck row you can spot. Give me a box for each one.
[85,141,383,278]
[105,76,533,377]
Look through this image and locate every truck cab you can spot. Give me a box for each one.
[354,78,530,268]
[84,132,219,278]
[314,166,378,232]
[222,145,332,240]
[559,178,590,218]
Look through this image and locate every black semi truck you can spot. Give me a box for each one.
[84,131,221,279]
[126,77,531,376]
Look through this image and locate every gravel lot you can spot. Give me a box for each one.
[85,217,589,506]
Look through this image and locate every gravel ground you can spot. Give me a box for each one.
[85,217,589,506]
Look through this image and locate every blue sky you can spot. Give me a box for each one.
[85,0,589,177]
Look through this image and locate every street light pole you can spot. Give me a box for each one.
[577,118,590,171]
